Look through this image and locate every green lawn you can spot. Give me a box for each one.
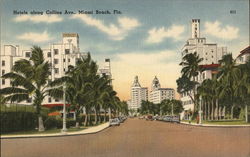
[181,119,250,125]
[1,127,87,136]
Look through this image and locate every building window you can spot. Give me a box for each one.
[54,68,59,74]
[47,52,51,57]
[2,79,5,85]
[2,70,5,75]
[63,59,66,62]
[54,59,59,64]
[203,73,205,79]
[212,56,213,58]
[54,49,59,55]
[55,99,59,102]
[48,97,52,103]
[65,49,70,54]
[2,60,5,66]
[68,59,70,62]
[25,52,31,58]
[27,98,32,103]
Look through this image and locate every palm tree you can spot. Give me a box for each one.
[179,52,203,111]
[234,59,250,122]
[218,54,238,119]
[0,46,50,131]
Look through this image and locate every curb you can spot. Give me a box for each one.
[179,122,250,128]
[1,123,110,139]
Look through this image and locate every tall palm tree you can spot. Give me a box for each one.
[234,59,250,122]
[0,46,50,131]
[218,54,238,119]
[179,52,203,111]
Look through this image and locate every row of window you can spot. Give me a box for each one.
[24,49,70,59]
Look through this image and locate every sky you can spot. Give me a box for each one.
[0,0,249,100]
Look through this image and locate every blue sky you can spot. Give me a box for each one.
[1,0,249,100]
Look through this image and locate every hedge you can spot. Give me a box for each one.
[0,111,37,133]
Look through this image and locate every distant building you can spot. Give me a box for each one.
[236,46,250,64]
[149,76,175,104]
[98,58,112,79]
[180,19,228,119]
[128,76,148,110]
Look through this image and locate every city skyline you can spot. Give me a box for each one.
[1,0,249,100]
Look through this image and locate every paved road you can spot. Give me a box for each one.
[1,118,250,157]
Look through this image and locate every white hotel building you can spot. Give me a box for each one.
[149,76,175,104]
[128,76,148,110]
[0,33,111,107]
[180,19,228,119]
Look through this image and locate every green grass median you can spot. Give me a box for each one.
[1,127,87,136]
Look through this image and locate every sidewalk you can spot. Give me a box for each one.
[1,122,110,139]
[180,121,250,127]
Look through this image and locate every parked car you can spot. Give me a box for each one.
[109,118,120,126]
[172,115,180,123]
[146,115,153,121]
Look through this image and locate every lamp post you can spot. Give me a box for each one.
[61,55,67,133]
[61,83,67,133]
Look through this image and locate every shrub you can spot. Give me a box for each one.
[0,111,37,133]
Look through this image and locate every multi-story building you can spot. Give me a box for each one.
[181,19,227,65]
[128,76,148,110]
[149,76,175,104]
[0,33,109,107]
[236,46,250,64]
[98,58,112,79]
[180,19,228,119]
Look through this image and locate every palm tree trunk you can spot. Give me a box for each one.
[94,107,97,125]
[216,99,219,120]
[204,100,207,120]
[208,102,211,120]
[245,105,248,123]
[104,109,107,122]
[211,100,214,120]
[108,107,111,121]
[231,105,234,119]
[38,116,45,131]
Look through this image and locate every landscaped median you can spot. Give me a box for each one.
[0,122,110,139]
[181,120,250,127]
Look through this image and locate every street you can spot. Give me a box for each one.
[1,118,250,157]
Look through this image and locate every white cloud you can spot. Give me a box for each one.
[204,21,239,40]
[71,14,140,40]
[17,31,52,43]
[108,50,181,100]
[14,15,63,23]
[146,25,185,44]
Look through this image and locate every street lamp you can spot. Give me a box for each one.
[61,55,67,133]
[61,82,67,133]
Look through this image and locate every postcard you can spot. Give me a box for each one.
[0,0,249,157]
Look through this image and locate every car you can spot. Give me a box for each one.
[109,118,120,126]
[146,115,153,121]
[172,116,180,123]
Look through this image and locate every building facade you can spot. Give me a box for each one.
[149,76,175,104]
[236,46,250,64]
[0,33,110,107]
[181,19,227,65]
[180,19,228,119]
[128,76,148,110]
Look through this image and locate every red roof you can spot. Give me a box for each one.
[200,64,220,69]
[43,103,71,108]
